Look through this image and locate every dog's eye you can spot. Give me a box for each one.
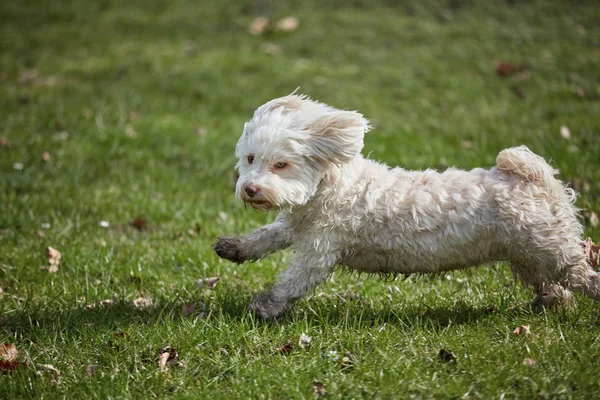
[274,161,287,169]
[247,155,254,164]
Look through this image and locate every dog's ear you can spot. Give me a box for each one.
[305,110,370,165]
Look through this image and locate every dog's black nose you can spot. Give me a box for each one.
[245,184,260,197]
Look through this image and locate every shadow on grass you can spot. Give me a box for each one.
[0,287,523,338]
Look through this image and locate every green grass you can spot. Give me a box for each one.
[1,0,599,398]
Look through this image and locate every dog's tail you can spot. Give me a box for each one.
[496,146,573,197]
[496,146,557,185]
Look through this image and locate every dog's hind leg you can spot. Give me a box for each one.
[569,265,600,301]
[509,260,573,309]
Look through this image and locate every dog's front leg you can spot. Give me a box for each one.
[214,216,292,263]
[250,253,335,319]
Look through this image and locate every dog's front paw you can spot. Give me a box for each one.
[214,236,247,263]
[249,292,286,319]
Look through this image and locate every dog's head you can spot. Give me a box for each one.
[235,94,370,210]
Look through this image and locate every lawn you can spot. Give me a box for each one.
[1,0,599,398]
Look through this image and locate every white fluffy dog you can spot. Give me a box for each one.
[215,94,600,318]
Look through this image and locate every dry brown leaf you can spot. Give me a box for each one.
[128,111,141,121]
[275,343,293,355]
[312,381,327,397]
[260,42,281,55]
[41,151,50,162]
[276,16,299,32]
[182,304,195,317]
[523,357,536,366]
[196,127,208,137]
[158,346,179,370]
[494,61,529,77]
[36,364,61,375]
[513,325,531,336]
[187,228,198,237]
[131,217,148,231]
[195,276,220,288]
[48,265,59,274]
[46,247,62,266]
[439,349,457,362]
[100,299,114,307]
[85,364,99,376]
[581,237,599,269]
[460,140,473,149]
[0,137,8,148]
[576,87,586,98]
[18,69,39,84]
[0,343,19,363]
[125,125,136,138]
[298,333,312,349]
[248,16,269,35]
[131,297,153,311]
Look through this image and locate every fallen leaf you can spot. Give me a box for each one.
[158,346,179,370]
[276,16,299,32]
[275,343,293,355]
[260,42,281,55]
[510,84,526,99]
[131,297,153,311]
[131,217,148,231]
[576,87,585,98]
[182,304,195,317]
[46,247,62,266]
[439,349,457,362]
[494,61,529,77]
[41,151,50,162]
[248,16,269,35]
[581,237,599,269]
[48,265,59,274]
[195,277,220,288]
[196,127,208,137]
[0,137,8,148]
[82,107,94,118]
[460,140,473,149]
[128,111,141,121]
[0,343,19,363]
[560,125,571,140]
[125,125,136,138]
[523,357,536,366]
[513,325,531,336]
[187,228,198,237]
[13,162,24,171]
[36,230,45,238]
[36,364,61,375]
[342,352,354,367]
[298,333,312,349]
[53,131,69,141]
[313,381,327,397]
[18,69,39,84]
[85,364,99,376]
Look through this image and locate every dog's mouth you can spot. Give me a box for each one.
[244,199,274,210]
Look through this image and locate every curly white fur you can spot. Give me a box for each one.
[215,94,600,318]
